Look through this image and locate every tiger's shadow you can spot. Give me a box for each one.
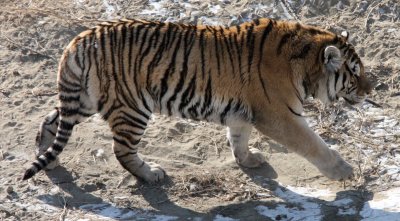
[38,165,399,220]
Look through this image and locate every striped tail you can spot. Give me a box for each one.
[23,54,82,180]
[22,114,77,180]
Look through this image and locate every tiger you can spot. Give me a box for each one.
[23,18,372,183]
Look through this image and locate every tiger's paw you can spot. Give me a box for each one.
[236,148,266,168]
[318,150,354,181]
[136,162,165,183]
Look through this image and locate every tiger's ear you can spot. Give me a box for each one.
[324,46,342,73]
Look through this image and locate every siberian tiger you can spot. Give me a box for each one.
[23,18,372,183]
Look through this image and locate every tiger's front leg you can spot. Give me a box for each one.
[109,109,165,183]
[254,113,353,181]
[227,124,266,168]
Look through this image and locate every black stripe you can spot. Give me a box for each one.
[59,94,80,102]
[140,91,152,113]
[37,157,47,167]
[84,36,92,92]
[179,72,196,113]
[257,21,274,102]
[78,110,93,117]
[246,24,255,75]
[200,75,212,114]
[188,100,200,120]
[221,30,235,76]
[138,24,161,73]
[159,31,183,101]
[102,103,115,120]
[59,120,74,130]
[45,111,59,125]
[302,80,309,96]
[58,82,81,93]
[213,28,221,76]
[166,28,196,115]
[233,33,242,77]
[233,101,242,113]
[258,20,274,70]
[146,24,174,88]
[112,117,146,131]
[33,162,42,170]
[277,33,293,55]
[235,25,241,34]
[81,36,87,85]
[45,127,56,136]
[74,37,82,69]
[59,74,81,88]
[117,131,141,146]
[290,43,312,60]
[199,29,206,79]
[307,28,325,35]
[287,105,302,117]
[113,136,130,147]
[117,151,138,159]
[334,71,340,89]
[341,72,347,91]
[253,19,260,25]
[52,143,63,152]
[220,99,233,124]
[58,130,71,137]
[56,136,69,144]
[60,107,78,116]
[121,110,148,127]
[44,152,56,161]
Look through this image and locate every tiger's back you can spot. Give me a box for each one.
[24,18,372,183]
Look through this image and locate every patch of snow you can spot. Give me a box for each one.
[151,215,179,221]
[140,2,167,17]
[360,188,400,220]
[256,204,323,221]
[214,214,238,221]
[256,186,329,221]
[79,203,178,220]
[209,5,221,14]
[102,0,118,19]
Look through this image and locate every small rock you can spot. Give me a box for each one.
[12,70,20,76]
[375,82,389,91]
[95,149,105,158]
[189,183,198,191]
[6,186,13,194]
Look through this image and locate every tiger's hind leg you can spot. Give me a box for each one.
[227,124,266,168]
[109,109,165,183]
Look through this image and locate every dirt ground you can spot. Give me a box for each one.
[0,0,399,220]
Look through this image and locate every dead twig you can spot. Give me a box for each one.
[0,34,56,62]
[390,92,400,97]
[365,99,383,108]
[59,203,68,221]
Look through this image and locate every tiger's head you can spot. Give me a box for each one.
[316,31,372,105]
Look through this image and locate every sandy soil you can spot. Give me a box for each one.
[0,0,399,220]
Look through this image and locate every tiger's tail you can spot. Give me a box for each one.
[23,57,84,180]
